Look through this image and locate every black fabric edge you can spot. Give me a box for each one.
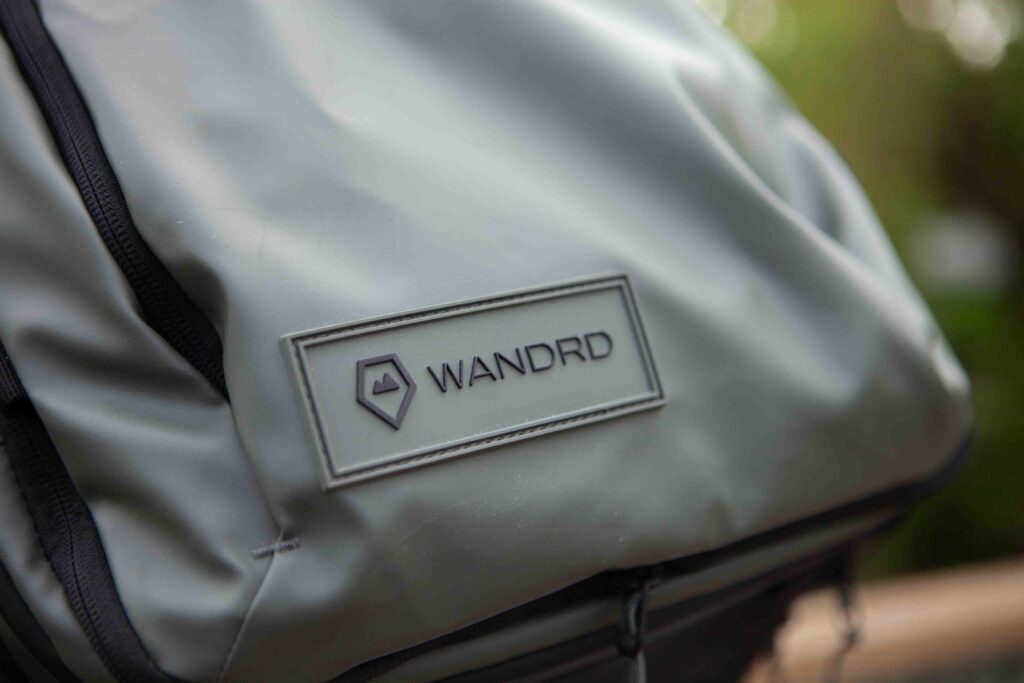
[0,341,178,683]
[440,536,859,683]
[0,629,31,683]
[0,0,228,400]
[339,430,973,682]
[0,558,77,683]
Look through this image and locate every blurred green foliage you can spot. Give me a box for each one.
[725,1,1024,574]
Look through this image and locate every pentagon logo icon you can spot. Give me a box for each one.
[355,354,416,429]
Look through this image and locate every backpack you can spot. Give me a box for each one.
[0,1,972,681]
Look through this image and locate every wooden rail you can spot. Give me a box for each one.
[744,557,1024,682]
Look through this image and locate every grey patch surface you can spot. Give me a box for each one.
[285,275,664,489]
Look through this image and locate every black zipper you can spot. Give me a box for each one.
[0,342,179,683]
[615,574,655,683]
[0,1,226,676]
[437,539,860,682]
[337,432,971,682]
[0,0,228,400]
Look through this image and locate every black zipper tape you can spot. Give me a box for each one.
[616,577,653,683]
[338,432,971,682]
[0,558,78,683]
[0,342,178,683]
[0,0,228,400]
[438,540,859,683]
[0,631,30,683]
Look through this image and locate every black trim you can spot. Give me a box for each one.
[0,558,78,683]
[0,0,228,400]
[0,342,177,683]
[0,633,30,683]
[440,540,855,682]
[338,432,972,681]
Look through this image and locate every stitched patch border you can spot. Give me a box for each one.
[285,274,665,489]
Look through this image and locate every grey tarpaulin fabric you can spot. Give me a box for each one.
[0,1,970,681]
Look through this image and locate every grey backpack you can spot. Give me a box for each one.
[0,1,972,681]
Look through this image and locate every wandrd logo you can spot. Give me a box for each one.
[355,353,416,430]
[286,274,664,489]
[424,331,613,393]
[355,332,613,432]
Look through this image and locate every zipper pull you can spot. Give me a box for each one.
[617,573,657,683]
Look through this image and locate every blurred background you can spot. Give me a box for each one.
[694,0,1024,578]
[690,1,1024,679]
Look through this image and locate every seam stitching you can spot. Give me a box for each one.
[250,537,301,560]
[327,398,664,484]
[295,278,622,345]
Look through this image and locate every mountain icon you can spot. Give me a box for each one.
[372,372,401,395]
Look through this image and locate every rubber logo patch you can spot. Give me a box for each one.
[285,274,664,489]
